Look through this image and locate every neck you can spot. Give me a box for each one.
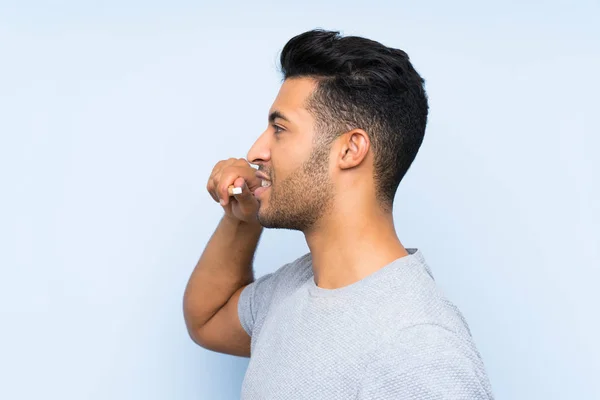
[304,202,409,290]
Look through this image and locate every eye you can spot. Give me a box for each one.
[272,125,284,135]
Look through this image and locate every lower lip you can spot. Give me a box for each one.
[254,185,271,198]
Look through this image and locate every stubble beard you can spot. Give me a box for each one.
[257,143,334,232]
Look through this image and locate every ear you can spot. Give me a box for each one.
[337,129,370,170]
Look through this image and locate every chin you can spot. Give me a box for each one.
[256,211,283,230]
[256,209,270,226]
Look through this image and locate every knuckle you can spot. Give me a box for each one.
[220,169,237,183]
[207,180,215,193]
[213,160,224,170]
[219,181,230,193]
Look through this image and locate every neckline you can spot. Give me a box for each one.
[306,248,424,298]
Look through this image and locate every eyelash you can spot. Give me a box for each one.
[272,125,284,135]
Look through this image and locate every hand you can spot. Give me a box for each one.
[206,158,261,224]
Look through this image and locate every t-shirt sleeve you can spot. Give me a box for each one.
[237,270,280,337]
[357,324,493,400]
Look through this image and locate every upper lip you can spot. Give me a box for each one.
[256,171,271,181]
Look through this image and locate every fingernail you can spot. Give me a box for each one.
[220,199,225,206]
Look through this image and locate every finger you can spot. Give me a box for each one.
[206,175,220,203]
[211,165,232,203]
[228,185,242,196]
[229,166,262,189]
[208,158,237,187]
[232,178,256,210]
[231,177,249,198]
[218,167,261,205]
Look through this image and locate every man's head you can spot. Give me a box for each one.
[247,29,428,232]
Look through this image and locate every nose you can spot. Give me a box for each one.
[247,129,271,166]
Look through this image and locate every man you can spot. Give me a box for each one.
[183,29,494,399]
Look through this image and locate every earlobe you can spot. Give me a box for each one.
[339,129,369,170]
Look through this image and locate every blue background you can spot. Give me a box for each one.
[1,1,598,399]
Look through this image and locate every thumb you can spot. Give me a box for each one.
[231,177,253,203]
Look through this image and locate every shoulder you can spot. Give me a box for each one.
[237,252,313,337]
[266,252,313,305]
[244,251,312,300]
[378,323,483,363]
[378,250,476,338]
[274,251,312,279]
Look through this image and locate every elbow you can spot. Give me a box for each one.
[185,321,208,348]
[183,306,207,348]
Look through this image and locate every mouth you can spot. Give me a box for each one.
[254,178,272,199]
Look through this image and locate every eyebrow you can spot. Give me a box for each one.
[268,110,291,124]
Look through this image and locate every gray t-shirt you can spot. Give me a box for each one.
[237,248,494,399]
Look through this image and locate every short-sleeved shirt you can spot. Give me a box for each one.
[237,248,494,399]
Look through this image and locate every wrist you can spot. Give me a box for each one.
[222,214,262,230]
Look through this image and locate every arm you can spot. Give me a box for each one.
[183,215,262,357]
[183,158,264,357]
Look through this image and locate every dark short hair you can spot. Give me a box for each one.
[280,29,428,210]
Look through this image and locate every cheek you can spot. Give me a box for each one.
[272,153,304,183]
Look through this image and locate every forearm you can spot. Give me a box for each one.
[183,214,263,332]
